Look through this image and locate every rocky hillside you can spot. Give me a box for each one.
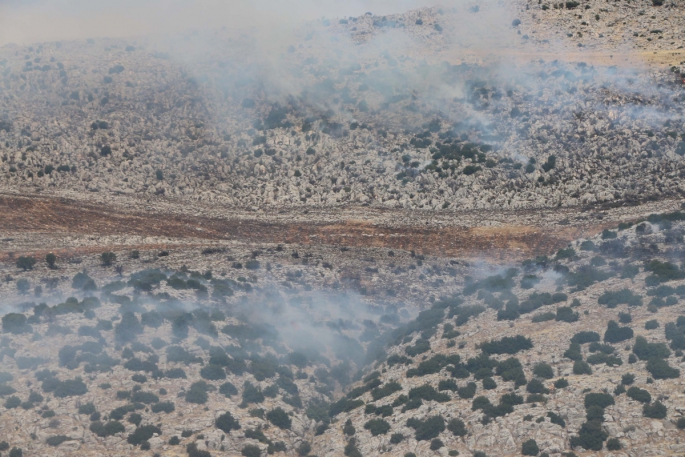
[0,3,684,212]
[0,209,685,456]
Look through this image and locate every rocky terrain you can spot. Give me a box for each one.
[1,2,685,213]
[1,0,685,456]
[1,209,685,457]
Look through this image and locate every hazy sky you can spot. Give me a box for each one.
[0,0,436,45]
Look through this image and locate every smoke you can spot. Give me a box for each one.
[0,0,439,46]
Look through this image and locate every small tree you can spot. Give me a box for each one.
[266,407,291,429]
[100,252,116,266]
[45,253,57,269]
[16,256,36,271]
[521,438,539,456]
[216,412,241,433]
[16,278,30,295]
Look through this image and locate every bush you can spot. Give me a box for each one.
[54,378,88,398]
[364,418,391,436]
[127,424,161,445]
[5,396,20,409]
[482,377,497,390]
[598,289,642,308]
[604,321,633,343]
[2,313,31,334]
[643,401,667,419]
[480,335,532,354]
[571,419,607,450]
[533,363,554,379]
[78,403,96,415]
[9,448,22,457]
[219,382,238,397]
[573,360,592,375]
[571,331,600,344]
[645,320,659,330]
[185,386,208,405]
[200,364,226,381]
[555,306,578,323]
[554,378,569,388]
[584,392,614,410]
[89,420,125,437]
[676,417,685,429]
[407,415,445,441]
[131,391,159,404]
[216,411,241,433]
[266,407,291,429]
[16,256,36,271]
[430,438,443,450]
[447,418,467,436]
[606,437,622,450]
[370,381,402,400]
[521,439,539,456]
[527,379,549,394]
[646,358,680,379]
[633,336,670,360]
[151,401,175,413]
[241,444,261,457]
[627,387,651,403]
[100,252,116,266]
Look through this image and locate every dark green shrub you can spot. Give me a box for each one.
[521,439,539,456]
[482,377,497,390]
[78,403,96,415]
[527,379,549,394]
[5,396,20,409]
[584,393,614,410]
[390,432,404,443]
[430,438,443,450]
[627,387,651,403]
[621,373,635,385]
[633,336,670,360]
[216,411,241,433]
[533,363,554,379]
[547,411,565,427]
[219,382,238,397]
[643,401,667,419]
[151,401,175,413]
[241,444,261,457]
[480,335,532,354]
[100,252,116,266]
[598,289,642,308]
[54,378,88,397]
[645,320,659,330]
[364,418,390,436]
[571,331,600,344]
[200,364,226,381]
[370,381,402,400]
[9,448,22,457]
[573,360,592,375]
[554,378,569,388]
[16,256,36,271]
[555,306,578,323]
[571,419,607,450]
[2,313,31,334]
[606,437,621,450]
[266,407,291,429]
[90,420,125,437]
[447,418,466,436]
[646,358,680,379]
[406,415,445,441]
[185,387,208,405]
[604,321,633,343]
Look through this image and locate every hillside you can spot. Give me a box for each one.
[0,210,684,456]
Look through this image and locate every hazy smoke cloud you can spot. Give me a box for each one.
[0,0,439,46]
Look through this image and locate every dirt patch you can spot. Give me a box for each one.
[0,195,605,260]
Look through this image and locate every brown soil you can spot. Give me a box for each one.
[0,195,605,261]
